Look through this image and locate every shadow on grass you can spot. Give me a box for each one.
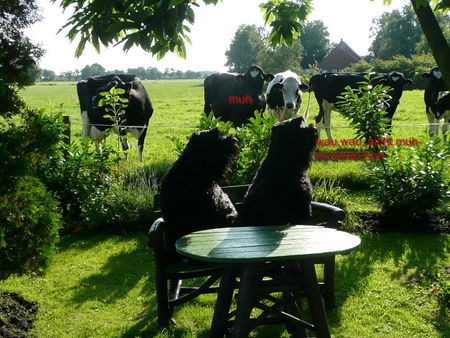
[330,233,449,331]
[69,234,151,306]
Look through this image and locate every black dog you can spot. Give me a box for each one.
[160,127,239,256]
[238,116,318,226]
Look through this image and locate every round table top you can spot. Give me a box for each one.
[176,224,361,263]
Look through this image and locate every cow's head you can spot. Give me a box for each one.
[375,71,414,117]
[271,75,309,110]
[421,67,447,89]
[236,65,274,106]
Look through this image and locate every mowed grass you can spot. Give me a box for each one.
[0,233,447,337]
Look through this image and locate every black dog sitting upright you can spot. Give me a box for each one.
[160,127,239,258]
[238,116,318,226]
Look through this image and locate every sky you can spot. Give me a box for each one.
[26,0,409,74]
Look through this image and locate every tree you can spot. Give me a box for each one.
[54,0,313,58]
[0,0,43,115]
[414,12,450,54]
[42,69,56,81]
[257,39,303,74]
[225,25,265,73]
[409,0,450,89]
[126,66,148,79]
[369,5,422,59]
[80,63,106,79]
[300,20,330,68]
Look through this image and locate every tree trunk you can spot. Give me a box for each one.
[411,0,450,89]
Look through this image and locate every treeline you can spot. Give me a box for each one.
[39,63,215,82]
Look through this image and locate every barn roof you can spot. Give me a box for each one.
[320,39,361,72]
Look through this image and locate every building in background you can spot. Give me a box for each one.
[320,39,361,73]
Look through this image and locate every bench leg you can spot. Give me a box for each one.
[232,264,257,338]
[298,260,331,338]
[155,274,171,327]
[210,266,236,337]
[323,256,336,308]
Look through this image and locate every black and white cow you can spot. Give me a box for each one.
[204,65,274,126]
[76,74,153,162]
[310,71,413,139]
[421,67,450,142]
[266,70,309,121]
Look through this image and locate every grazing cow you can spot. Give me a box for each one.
[310,72,413,139]
[204,65,274,126]
[421,67,450,142]
[76,74,153,162]
[266,70,310,121]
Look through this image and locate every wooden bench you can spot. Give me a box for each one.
[148,184,345,326]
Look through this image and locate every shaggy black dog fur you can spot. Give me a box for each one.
[160,127,239,257]
[238,116,318,226]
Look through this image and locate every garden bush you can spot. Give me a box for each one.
[81,168,157,233]
[34,139,120,231]
[345,53,436,90]
[369,138,449,230]
[337,76,449,231]
[0,176,62,277]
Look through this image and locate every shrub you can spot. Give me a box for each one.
[34,139,120,231]
[345,53,436,89]
[369,138,449,229]
[337,77,449,231]
[0,176,62,277]
[313,179,361,231]
[81,168,157,233]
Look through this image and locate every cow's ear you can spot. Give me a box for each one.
[421,72,431,80]
[404,78,414,87]
[125,83,132,91]
[236,74,245,82]
[299,83,309,92]
[273,82,283,90]
[264,73,274,82]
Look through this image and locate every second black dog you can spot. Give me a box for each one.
[238,116,318,226]
[160,127,239,257]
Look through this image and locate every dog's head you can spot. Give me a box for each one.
[181,127,239,181]
[269,116,318,168]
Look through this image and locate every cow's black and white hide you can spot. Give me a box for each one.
[266,70,309,121]
[237,116,318,227]
[76,74,153,161]
[309,71,413,139]
[160,127,239,259]
[421,67,450,142]
[204,65,274,126]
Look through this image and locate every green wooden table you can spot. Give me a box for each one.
[176,225,361,338]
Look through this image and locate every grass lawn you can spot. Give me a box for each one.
[4,80,446,336]
[0,232,447,337]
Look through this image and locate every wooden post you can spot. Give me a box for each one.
[62,115,71,145]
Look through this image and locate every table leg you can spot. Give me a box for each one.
[210,265,236,337]
[232,264,257,338]
[298,259,331,338]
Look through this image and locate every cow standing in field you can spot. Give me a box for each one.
[266,70,310,121]
[421,67,450,142]
[76,74,153,162]
[309,72,413,139]
[203,65,274,126]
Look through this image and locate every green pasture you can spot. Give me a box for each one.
[20,80,434,212]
